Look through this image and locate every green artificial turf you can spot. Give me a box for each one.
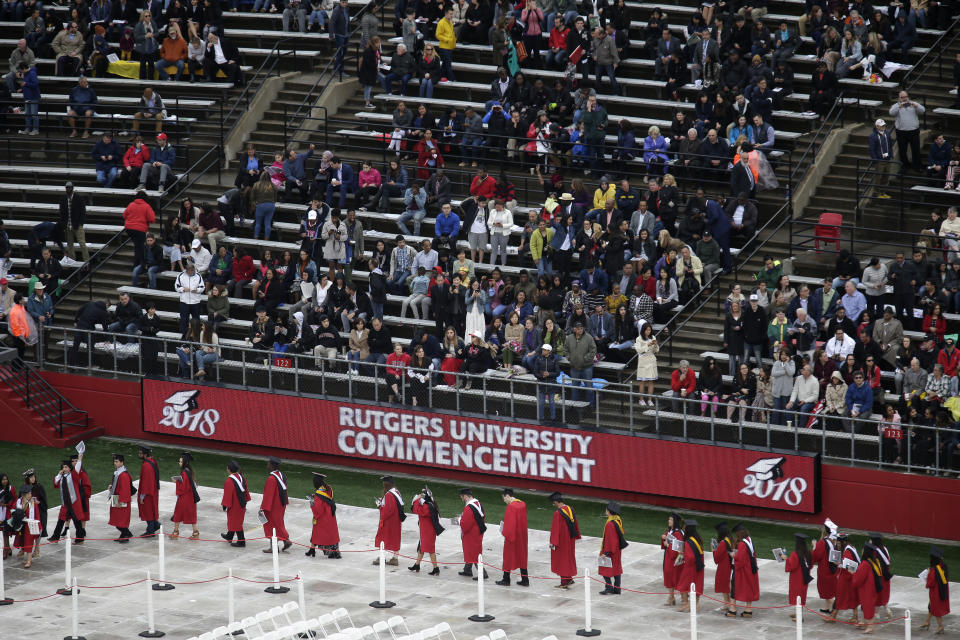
[1,439,955,580]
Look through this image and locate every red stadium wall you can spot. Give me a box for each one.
[28,372,960,541]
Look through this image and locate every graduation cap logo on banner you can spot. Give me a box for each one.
[745,457,786,482]
[165,390,200,413]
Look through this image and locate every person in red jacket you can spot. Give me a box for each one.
[137,445,160,536]
[306,472,340,558]
[469,166,496,200]
[260,457,290,552]
[828,532,861,625]
[598,501,627,595]
[374,475,404,565]
[220,460,250,548]
[549,492,580,589]
[728,522,760,618]
[171,452,200,540]
[409,487,443,574]
[852,543,884,634]
[937,336,960,377]
[229,249,256,297]
[661,512,684,605]
[677,519,704,611]
[107,453,134,543]
[457,488,487,579]
[123,190,156,271]
[810,521,839,614]
[922,546,950,634]
[546,16,569,69]
[120,136,150,187]
[497,488,529,587]
[670,360,697,412]
[785,533,814,617]
[713,521,735,612]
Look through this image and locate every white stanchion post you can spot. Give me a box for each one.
[64,577,86,640]
[904,609,911,640]
[153,526,173,591]
[369,542,396,608]
[795,596,802,640]
[0,535,12,605]
[297,571,307,621]
[576,566,600,637]
[265,529,290,594]
[227,568,242,636]
[57,529,73,595]
[689,583,697,640]
[139,569,165,638]
[468,554,495,622]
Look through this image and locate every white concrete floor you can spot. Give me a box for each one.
[0,482,952,640]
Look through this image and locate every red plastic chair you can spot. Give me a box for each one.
[814,212,843,253]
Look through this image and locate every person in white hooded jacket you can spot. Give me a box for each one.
[487,199,513,267]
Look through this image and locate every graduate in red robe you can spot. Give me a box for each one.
[829,532,861,625]
[306,472,341,559]
[107,453,134,543]
[137,445,161,536]
[13,485,39,568]
[220,460,250,548]
[922,546,950,634]
[713,521,735,613]
[678,519,705,611]
[457,488,488,579]
[548,492,580,589]
[409,487,443,574]
[810,521,839,613]
[23,469,48,540]
[50,455,87,543]
[784,533,814,616]
[869,532,893,619]
[727,523,760,618]
[71,454,92,529]
[853,543,884,634]
[660,512,684,606]
[171,451,200,539]
[598,501,627,595]
[497,488,529,587]
[260,456,291,552]
[374,475,404,565]
[0,473,17,559]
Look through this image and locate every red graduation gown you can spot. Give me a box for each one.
[138,457,160,523]
[260,471,289,540]
[107,470,133,528]
[221,473,250,532]
[713,537,734,594]
[172,470,198,525]
[852,560,880,620]
[875,546,892,606]
[927,563,950,617]
[460,499,485,564]
[784,551,810,606]
[835,547,860,611]
[810,538,838,599]
[310,489,339,547]
[13,499,39,552]
[549,506,580,578]
[412,498,438,554]
[732,538,760,603]
[54,469,88,522]
[678,538,705,595]
[78,469,92,522]
[501,499,528,571]
[598,519,624,578]
[375,489,402,552]
[661,528,684,588]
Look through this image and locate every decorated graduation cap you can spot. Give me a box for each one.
[459,488,473,496]
[181,451,194,463]
[113,453,125,463]
[745,457,786,481]
[22,468,34,478]
[824,518,839,538]
[606,501,621,515]
[549,492,564,502]
[228,460,241,473]
[502,488,515,496]
[164,390,200,413]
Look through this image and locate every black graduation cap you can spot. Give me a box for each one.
[228,460,240,473]
[930,546,944,560]
[549,492,563,502]
[380,475,394,483]
[459,488,473,496]
[70,454,79,461]
[139,445,153,455]
[732,522,746,533]
[165,390,200,413]
[311,472,327,480]
[869,532,884,542]
[19,484,32,495]
[864,542,878,553]
[686,519,699,527]
[606,501,621,515]
[715,521,729,533]
[60,459,72,469]
[837,531,850,539]
[794,533,808,541]
[502,488,515,496]
[113,453,125,463]
[181,451,194,463]
[268,456,282,468]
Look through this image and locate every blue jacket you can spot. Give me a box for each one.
[808,285,838,325]
[69,85,98,111]
[26,293,54,323]
[845,381,873,414]
[92,139,122,171]
[588,312,614,339]
[868,128,894,160]
[550,223,575,250]
[409,333,444,360]
[152,144,176,167]
[208,252,233,285]
[283,149,314,181]
[705,199,731,239]
[434,211,461,237]
[21,67,39,101]
[929,141,951,167]
[578,267,609,293]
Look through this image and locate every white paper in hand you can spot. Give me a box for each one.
[26,519,40,535]
[829,549,841,564]
[450,516,461,526]
[773,547,786,563]
[711,537,718,551]
[919,568,929,582]
[499,520,504,533]
[671,538,684,553]
[75,441,86,455]
[842,557,859,572]
[257,509,268,525]
[597,555,613,568]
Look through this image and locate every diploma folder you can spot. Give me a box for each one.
[597,555,613,568]
[257,509,268,525]
[842,557,859,572]
[26,519,40,535]
[710,538,718,551]
[773,548,786,563]
[919,569,929,581]
[670,538,684,553]
[829,549,841,564]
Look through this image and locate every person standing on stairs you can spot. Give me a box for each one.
[889,91,925,175]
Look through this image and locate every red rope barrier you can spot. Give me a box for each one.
[76,579,148,589]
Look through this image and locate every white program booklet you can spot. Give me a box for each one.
[773,548,786,563]
[919,569,929,582]
[829,549,841,564]
[257,509,268,525]
[597,555,613,568]
[671,539,684,553]
[76,441,86,455]
[26,519,40,535]
[842,557,859,572]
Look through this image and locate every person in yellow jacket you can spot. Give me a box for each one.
[8,292,31,365]
[435,7,457,82]
[529,219,555,278]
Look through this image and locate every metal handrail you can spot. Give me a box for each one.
[901,14,960,94]
[789,93,845,189]
[222,38,297,141]
[0,361,88,437]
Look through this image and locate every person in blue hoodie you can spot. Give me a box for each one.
[67,76,98,139]
[91,132,121,188]
[16,62,39,135]
[844,370,873,433]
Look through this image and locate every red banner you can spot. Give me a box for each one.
[142,379,821,513]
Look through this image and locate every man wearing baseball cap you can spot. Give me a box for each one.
[136,132,176,192]
[533,343,560,422]
[868,118,894,194]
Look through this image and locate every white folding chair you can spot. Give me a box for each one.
[372,620,391,640]
[331,608,355,631]
[282,600,301,625]
[306,617,330,638]
[387,616,411,638]
[419,627,440,640]
[241,617,263,637]
[268,606,288,630]
[488,631,508,640]
[356,626,378,639]
[432,623,456,640]
[256,610,277,633]
[198,632,217,640]
[225,621,245,636]
[541,636,560,640]
[342,630,364,640]
[473,635,491,640]
[210,626,230,640]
